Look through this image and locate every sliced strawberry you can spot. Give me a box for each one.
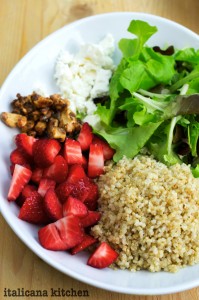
[43,155,68,183]
[7,164,32,201]
[63,196,88,218]
[15,133,36,157]
[55,215,84,249]
[70,178,91,202]
[10,162,31,176]
[55,181,74,204]
[92,135,115,160]
[19,191,49,224]
[38,223,67,251]
[77,122,93,151]
[31,167,43,184]
[16,184,37,207]
[44,188,63,221]
[87,242,119,269]
[80,210,101,227]
[38,178,56,197]
[84,181,99,211]
[71,234,97,255]
[10,148,31,166]
[33,138,61,168]
[88,144,104,178]
[67,164,86,184]
[64,138,83,164]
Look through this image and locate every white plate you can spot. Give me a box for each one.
[0,12,199,295]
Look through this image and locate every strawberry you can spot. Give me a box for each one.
[56,177,91,203]
[38,223,67,251]
[16,184,37,207]
[31,167,43,184]
[38,178,56,197]
[67,164,86,184]
[77,122,93,151]
[7,164,32,201]
[55,181,74,204]
[15,133,36,157]
[63,196,88,218]
[44,188,63,221]
[80,210,101,227]
[33,138,61,168]
[43,155,68,183]
[10,148,31,166]
[92,135,115,160]
[55,215,84,249]
[70,178,91,202]
[84,181,99,211]
[64,138,83,165]
[71,234,97,255]
[19,191,49,224]
[88,144,104,178]
[87,242,119,269]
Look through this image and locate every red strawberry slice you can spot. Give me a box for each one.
[63,196,88,218]
[19,191,49,224]
[77,122,93,151]
[31,167,43,184]
[33,138,61,168]
[38,223,67,251]
[43,155,68,183]
[84,181,99,211]
[7,164,32,201]
[55,181,74,204]
[92,135,115,160]
[70,178,91,202]
[44,188,63,221]
[80,210,101,227]
[38,178,56,197]
[71,234,97,255]
[15,133,36,157]
[16,184,37,207]
[64,138,83,165]
[87,242,119,269]
[88,144,104,178]
[55,215,84,249]
[10,148,31,166]
[67,164,86,184]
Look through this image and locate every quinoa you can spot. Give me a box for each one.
[91,155,199,272]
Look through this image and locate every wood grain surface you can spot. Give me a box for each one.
[0,0,199,299]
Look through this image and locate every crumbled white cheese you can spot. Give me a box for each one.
[54,34,115,117]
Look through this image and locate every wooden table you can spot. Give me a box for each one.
[0,0,199,299]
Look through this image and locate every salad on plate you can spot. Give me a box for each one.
[1,19,199,273]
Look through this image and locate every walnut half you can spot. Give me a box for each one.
[1,112,27,128]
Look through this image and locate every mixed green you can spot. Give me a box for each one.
[93,20,199,176]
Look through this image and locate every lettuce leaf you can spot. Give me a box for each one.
[94,19,199,171]
[94,122,161,162]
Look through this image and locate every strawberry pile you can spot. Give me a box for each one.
[7,123,118,269]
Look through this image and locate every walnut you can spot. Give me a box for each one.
[34,121,47,135]
[1,92,82,140]
[47,126,66,142]
[1,112,27,128]
[60,107,81,133]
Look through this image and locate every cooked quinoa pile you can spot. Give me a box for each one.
[91,155,199,272]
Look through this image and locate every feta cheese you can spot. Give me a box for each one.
[54,34,115,118]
